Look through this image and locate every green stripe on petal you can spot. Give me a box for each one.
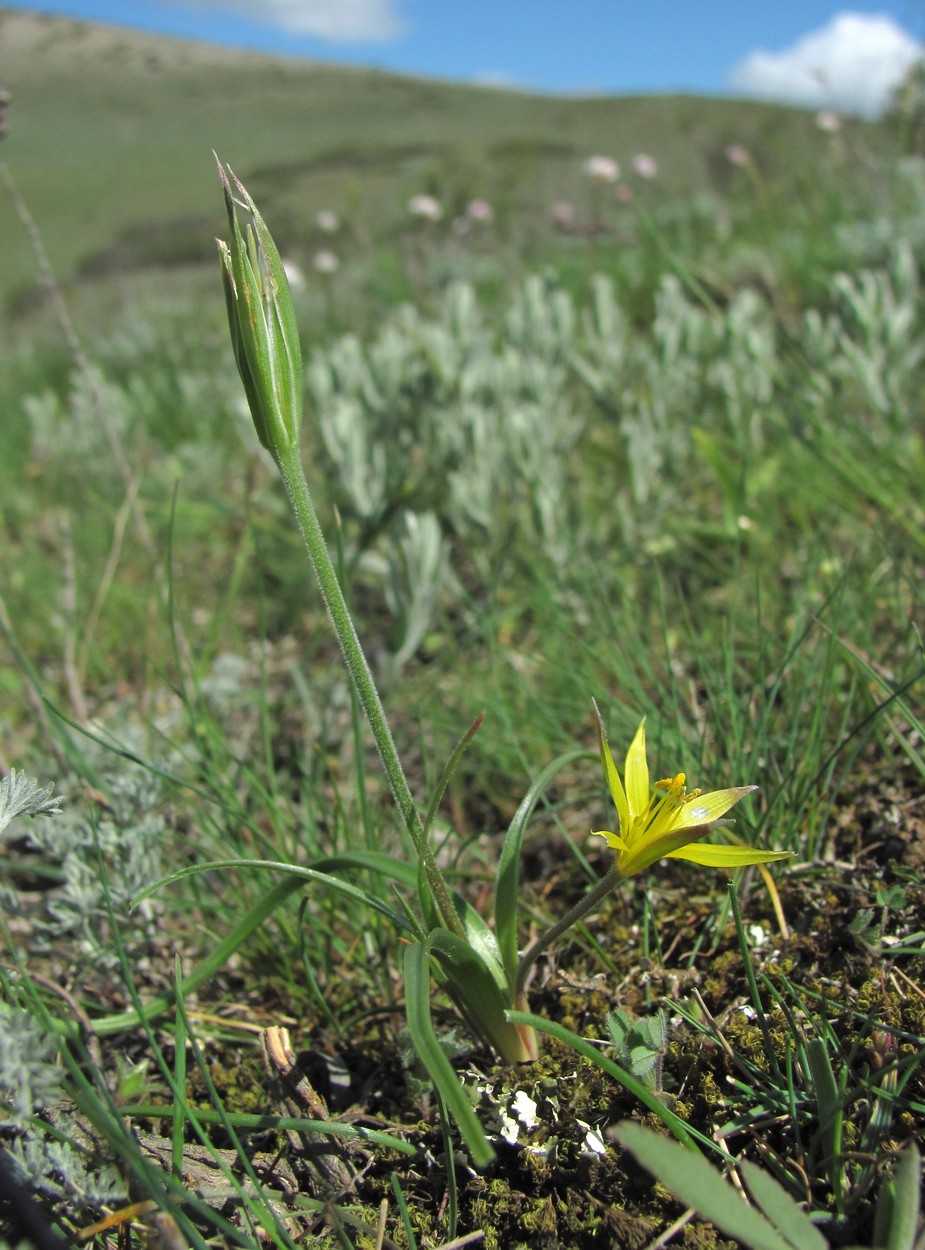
[617,824,717,877]
[624,719,649,822]
[596,708,630,837]
[673,786,758,832]
[592,829,625,850]
[667,844,793,867]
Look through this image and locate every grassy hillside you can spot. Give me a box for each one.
[0,7,899,317]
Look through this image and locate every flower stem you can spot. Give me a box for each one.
[514,863,623,1008]
[274,444,465,938]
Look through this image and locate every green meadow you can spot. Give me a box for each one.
[1,10,924,1250]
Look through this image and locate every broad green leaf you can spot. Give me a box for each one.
[615,1123,796,1250]
[450,894,508,992]
[740,1160,828,1250]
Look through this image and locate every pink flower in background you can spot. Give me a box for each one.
[816,110,841,133]
[408,194,442,221]
[312,249,339,274]
[551,201,576,231]
[584,155,620,183]
[631,153,658,179]
[725,144,750,167]
[315,209,340,232]
[466,198,494,224]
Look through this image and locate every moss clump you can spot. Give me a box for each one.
[520,1193,558,1235]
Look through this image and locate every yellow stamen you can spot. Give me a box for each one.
[655,772,687,797]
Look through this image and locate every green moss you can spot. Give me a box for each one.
[520,1193,558,1235]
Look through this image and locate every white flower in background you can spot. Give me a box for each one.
[551,200,576,231]
[584,154,620,183]
[466,198,494,224]
[282,259,306,290]
[315,209,340,232]
[815,109,842,132]
[312,249,339,274]
[408,193,442,221]
[632,153,658,179]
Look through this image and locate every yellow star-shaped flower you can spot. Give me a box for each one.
[593,714,791,878]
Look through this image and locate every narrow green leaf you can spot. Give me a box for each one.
[132,858,414,933]
[92,860,416,1040]
[403,940,495,1168]
[495,748,589,985]
[420,712,485,844]
[415,711,489,941]
[91,875,309,1037]
[615,1123,795,1250]
[120,1104,418,1155]
[312,849,419,890]
[883,1144,921,1250]
[806,1038,843,1173]
[390,1174,419,1250]
[172,955,187,1180]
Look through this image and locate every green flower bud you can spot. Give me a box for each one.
[216,157,302,458]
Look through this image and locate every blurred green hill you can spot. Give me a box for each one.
[0,6,896,316]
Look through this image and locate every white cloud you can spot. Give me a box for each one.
[727,12,922,118]
[203,0,406,42]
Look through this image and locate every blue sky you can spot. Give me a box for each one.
[4,1,924,115]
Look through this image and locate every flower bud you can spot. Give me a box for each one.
[216,157,302,458]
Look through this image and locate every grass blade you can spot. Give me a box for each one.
[494,748,590,985]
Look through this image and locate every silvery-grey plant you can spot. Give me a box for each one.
[305,273,589,663]
[1,751,164,975]
[806,243,922,433]
[0,1002,126,1215]
[1,776,128,1221]
[0,770,61,834]
[383,511,448,676]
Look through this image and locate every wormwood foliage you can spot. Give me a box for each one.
[7,247,924,685]
[0,770,61,832]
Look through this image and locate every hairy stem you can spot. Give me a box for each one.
[275,444,465,938]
